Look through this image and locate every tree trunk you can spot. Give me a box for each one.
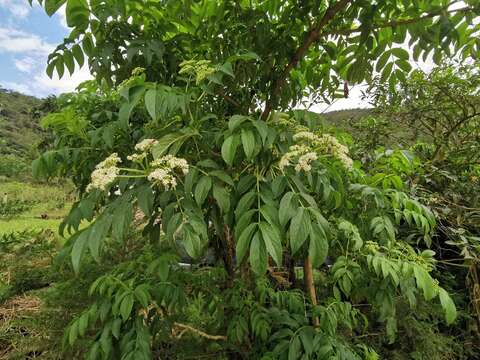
[223,224,235,286]
[304,257,319,326]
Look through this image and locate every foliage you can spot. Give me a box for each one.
[27,0,480,359]
[0,199,34,219]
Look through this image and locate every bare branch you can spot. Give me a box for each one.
[173,322,227,341]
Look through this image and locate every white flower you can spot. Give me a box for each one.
[86,153,122,192]
[295,152,317,172]
[293,131,319,142]
[148,168,177,189]
[152,155,189,175]
[87,165,120,192]
[127,153,146,162]
[135,139,159,152]
[96,153,121,169]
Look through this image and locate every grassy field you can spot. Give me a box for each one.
[0,179,74,235]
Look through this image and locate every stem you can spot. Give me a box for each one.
[303,257,319,326]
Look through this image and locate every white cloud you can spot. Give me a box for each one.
[0,0,31,19]
[34,65,93,96]
[0,64,93,97]
[0,27,54,55]
[14,57,37,72]
[0,80,31,94]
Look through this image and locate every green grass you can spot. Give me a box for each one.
[0,180,74,235]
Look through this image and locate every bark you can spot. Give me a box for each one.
[304,257,319,326]
[223,224,236,286]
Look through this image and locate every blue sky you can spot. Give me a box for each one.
[0,1,91,98]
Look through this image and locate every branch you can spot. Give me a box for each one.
[173,322,227,341]
[261,0,353,120]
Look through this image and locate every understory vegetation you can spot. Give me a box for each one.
[1,0,480,359]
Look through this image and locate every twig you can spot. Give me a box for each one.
[173,322,227,341]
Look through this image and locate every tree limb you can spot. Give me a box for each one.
[261,0,353,120]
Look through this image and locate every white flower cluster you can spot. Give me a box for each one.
[279,144,309,170]
[86,153,121,192]
[316,134,353,169]
[295,152,318,172]
[148,168,177,189]
[134,138,159,153]
[147,155,189,190]
[127,139,158,163]
[126,153,146,163]
[293,131,318,142]
[279,131,353,172]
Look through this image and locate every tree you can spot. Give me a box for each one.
[32,0,479,358]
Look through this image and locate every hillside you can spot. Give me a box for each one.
[0,88,46,159]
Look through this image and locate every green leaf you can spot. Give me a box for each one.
[228,115,250,131]
[395,59,412,72]
[71,230,88,273]
[66,0,89,28]
[46,61,55,79]
[391,47,409,60]
[235,191,256,219]
[376,50,391,71]
[183,225,202,258]
[137,185,154,215]
[259,222,282,266]
[438,288,457,324]
[289,208,311,255]
[45,0,67,16]
[152,132,183,157]
[120,293,134,321]
[88,214,112,262]
[309,223,329,267]
[413,266,436,301]
[72,44,85,68]
[145,88,158,120]
[241,129,256,159]
[213,184,230,213]
[236,223,257,263]
[63,50,75,75]
[279,192,296,228]
[195,176,212,206]
[210,170,234,186]
[249,231,267,275]
[253,120,269,145]
[221,135,239,165]
[82,33,94,56]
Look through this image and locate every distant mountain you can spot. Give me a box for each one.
[321,108,372,125]
[0,88,48,159]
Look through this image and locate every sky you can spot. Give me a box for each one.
[0,1,91,98]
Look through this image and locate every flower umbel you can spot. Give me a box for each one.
[86,153,121,192]
[135,139,159,153]
[280,131,353,172]
[147,155,189,189]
